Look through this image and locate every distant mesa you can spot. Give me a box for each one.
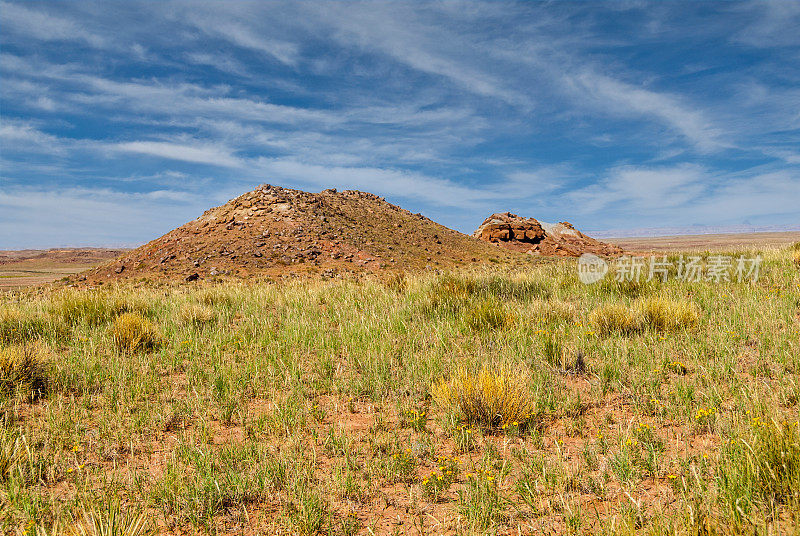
[76,184,524,283]
[473,212,623,257]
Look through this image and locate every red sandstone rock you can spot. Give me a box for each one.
[473,213,623,257]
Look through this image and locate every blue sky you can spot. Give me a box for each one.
[1,1,799,248]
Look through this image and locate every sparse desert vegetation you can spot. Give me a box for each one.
[0,245,798,535]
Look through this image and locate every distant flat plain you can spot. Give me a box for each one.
[0,248,126,289]
[607,231,800,253]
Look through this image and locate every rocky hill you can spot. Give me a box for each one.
[77,185,526,283]
[474,212,623,257]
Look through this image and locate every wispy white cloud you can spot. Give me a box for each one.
[0,55,348,127]
[0,1,107,47]
[114,141,243,168]
[309,3,531,107]
[251,158,506,208]
[733,1,800,47]
[700,169,800,220]
[568,163,800,228]
[185,52,249,76]
[0,125,512,210]
[568,71,726,153]
[0,121,65,149]
[78,75,333,125]
[186,17,300,66]
[0,185,204,248]
[569,163,710,214]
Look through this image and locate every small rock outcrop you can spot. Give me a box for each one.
[473,212,546,244]
[474,213,623,257]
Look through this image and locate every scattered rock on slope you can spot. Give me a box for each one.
[473,212,623,257]
[77,185,526,283]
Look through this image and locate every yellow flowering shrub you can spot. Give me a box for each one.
[432,363,537,430]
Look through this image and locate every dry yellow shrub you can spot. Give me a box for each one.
[529,299,576,322]
[432,363,537,429]
[589,303,642,334]
[194,286,237,307]
[0,343,50,399]
[110,313,161,353]
[177,303,216,326]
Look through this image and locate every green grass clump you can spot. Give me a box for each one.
[718,419,800,526]
[0,308,67,345]
[480,275,549,301]
[194,286,238,308]
[590,297,699,335]
[75,501,155,536]
[465,299,510,331]
[432,363,538,430]
[0,344,50,400]
[288,489,330,536]
[637,296,699,332]
[458,467,506,530]
[177,303,217,326]
[0,431,41,491]
[529,299,576,323]
[589,303,642,335]
[110,313,161,353]
[48,289,131,326]
[0,432,23,483]
[428,273,549,303]
[598,277,658,298]
[152,442,279,527]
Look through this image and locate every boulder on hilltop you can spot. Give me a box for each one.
[473,212,546,244]
[473,212,623,257]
